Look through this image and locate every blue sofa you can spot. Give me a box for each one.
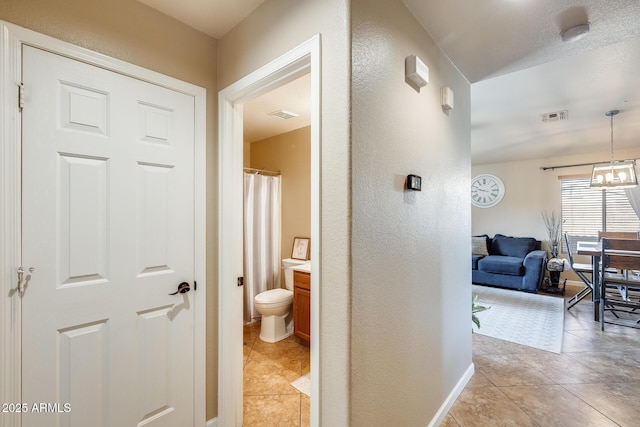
[472,234,547,293]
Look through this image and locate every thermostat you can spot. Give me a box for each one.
[407,174,422,191]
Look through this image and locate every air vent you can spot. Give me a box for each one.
[540,110,568,122]
[268,110,299,120]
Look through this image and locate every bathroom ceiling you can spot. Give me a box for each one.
[243,74,311,144]
[139,0,640,164]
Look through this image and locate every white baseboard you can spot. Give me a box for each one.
[206,417,218,427]
[428,362,474,427]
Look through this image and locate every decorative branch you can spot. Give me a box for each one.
[542,210,562,258]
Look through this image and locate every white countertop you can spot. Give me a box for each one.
[290,262,311,273]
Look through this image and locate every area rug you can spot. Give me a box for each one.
[290,373,310,397]
[472,285,564,353]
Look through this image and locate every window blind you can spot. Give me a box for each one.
[561,177,640,253]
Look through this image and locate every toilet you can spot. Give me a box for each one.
[254,258,309,343]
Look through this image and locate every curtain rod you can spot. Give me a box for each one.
[539,161,599,171]
[243,167,281,176]
[539,159,637,171]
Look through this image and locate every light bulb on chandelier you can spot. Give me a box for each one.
[589,110,638,190]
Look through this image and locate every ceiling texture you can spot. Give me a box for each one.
[404,0,640,165]
[139,0,640,163]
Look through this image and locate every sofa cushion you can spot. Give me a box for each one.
[478,255,525,276]
[472,254,484,270]
[472,236,489,256]
[491,234,537,258]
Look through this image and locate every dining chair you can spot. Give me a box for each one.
[598,231,639,277]
[564,232,595,310]
[598,231,640,240]
[600,238,640,331]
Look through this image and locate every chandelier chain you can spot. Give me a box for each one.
[610,112,614,163]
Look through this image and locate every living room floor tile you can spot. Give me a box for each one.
[563,350,640,382]
[564,381,640,427]
[474,354,555,387]
[448,386,536,426]
[447,287,640,426]
[500,384,619,427]
[511,351,609,385]
[440,414,460,426]
[472,333,545,355]
[561,330,605,353]
[466,370,494,388]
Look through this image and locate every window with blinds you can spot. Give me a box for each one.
[561,176,640,253]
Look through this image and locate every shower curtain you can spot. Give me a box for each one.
[243,172,282,323]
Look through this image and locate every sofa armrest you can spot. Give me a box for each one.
[523,250,548,291]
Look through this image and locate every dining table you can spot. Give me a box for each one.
[576,241,602,321]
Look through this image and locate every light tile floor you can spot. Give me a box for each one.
[243,322,310,426]
[444,286,640,426]
[242,287,640,426]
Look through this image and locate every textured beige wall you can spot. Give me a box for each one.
[250,127,312,271]
[472,147,640,238]
[472,147,640,283]
[219,0,351,423]
[0,0,220,420]
[351,0,472,424]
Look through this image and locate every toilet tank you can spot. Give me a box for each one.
[282,258,309,290]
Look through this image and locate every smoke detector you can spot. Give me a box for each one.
[268,110,299,120]
[540,110,568,122]
[561,23,590,42]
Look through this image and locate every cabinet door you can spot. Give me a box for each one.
[294,286,311,343]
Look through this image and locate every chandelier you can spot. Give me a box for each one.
[589,110,638,189]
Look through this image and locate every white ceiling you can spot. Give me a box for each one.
[139,0,640,164]
[404,0,640,165]
[243,74,311,143]
[138,0,265,39]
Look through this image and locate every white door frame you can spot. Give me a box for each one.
[218,35,321,426]
[0,21,207,427]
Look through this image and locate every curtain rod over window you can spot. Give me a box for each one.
[243,167,281,176]
[538,160,638,171]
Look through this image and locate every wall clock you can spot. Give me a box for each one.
[471,174,505,208]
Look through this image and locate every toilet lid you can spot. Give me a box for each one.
[254,288,293,304]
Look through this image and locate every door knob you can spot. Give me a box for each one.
[169,282,190,295]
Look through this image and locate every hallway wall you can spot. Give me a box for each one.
[351,0,472,424]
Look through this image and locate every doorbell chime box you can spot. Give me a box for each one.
[405,55,429,88]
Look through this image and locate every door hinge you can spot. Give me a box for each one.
[18,82,25,111]
[194,281,197,291]
[237,277,244,287]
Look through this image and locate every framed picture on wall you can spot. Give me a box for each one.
[292,237,310,260]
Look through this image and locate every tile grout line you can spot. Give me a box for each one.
[559,384,623,427]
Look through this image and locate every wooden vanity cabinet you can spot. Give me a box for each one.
[293,270,311,343]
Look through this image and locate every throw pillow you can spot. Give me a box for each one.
[491,234,537,258]
[472,236,489,256]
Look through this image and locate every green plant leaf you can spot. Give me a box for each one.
[472,314,481,329]
[472,293,490,329]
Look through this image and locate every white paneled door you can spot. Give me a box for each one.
[21,46,196,427]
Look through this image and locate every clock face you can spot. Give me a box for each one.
[471,174,505,208]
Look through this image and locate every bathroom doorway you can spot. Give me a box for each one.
[242,74,312,423]
[218,36,321,426]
